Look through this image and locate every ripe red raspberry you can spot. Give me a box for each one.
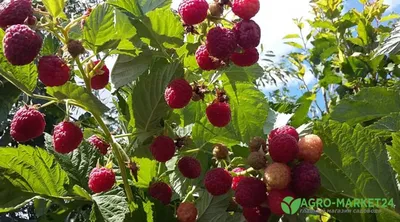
[235,177,267,208]
[204,168,232,196]
[230,48,259,67]
[206,102,231,127]
[164,79,192,109]
[177,202,197,222]
[247,152,266,170]
[231,167,245,190]
[243,206,271,222]
[268,125,299,142]
[178,156,201,179]
[195,45,221,71]
[10,106,45,142]
[268,134,299,163]
[249,136,267,152]
[3,24,42,65]
[212,143,229,160]
[264,163,291,190]
[206,27,237,59]
[52,121,83,154]
[267,189,295,215]
[150,136,176,162]
[291,162,321,197]
[233,20,261,49]
[88,167,115,193]
[88,135,109,155]
[38,56,70,86]
[298,134,324,164]
[178,0,208,25]
[0,0,33,28]
[148,182,172,205]
[90,60,109,90]
[231,0,260,20]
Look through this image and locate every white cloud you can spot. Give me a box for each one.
[384,0,400,9]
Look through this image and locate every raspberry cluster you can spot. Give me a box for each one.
[178,0,261,70]
[203,125,323,219]
[264,125,323,215]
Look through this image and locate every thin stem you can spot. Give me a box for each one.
[113,133,136,138]
[65,100,70,120]
[32,94,57,101]
[64,15,85,33]
[75,57,91,91]
[181,148,199,154]
[182,185,196,203]
[322,87,330,113]
[157,162,162,176]
[93,114,134,203]
[39,100,58,109]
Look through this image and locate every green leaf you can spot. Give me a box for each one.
[283,34,300,39]
[42,0,67,19]
[380,13,400,22]
[0,186,35,213]
[46,82,109,115]
[223,64,264,84]
[196,190,233,222]
[0,80,20,123]
[130,59,183,132]
[44,134,102,191]
[107,0,171,16]
[131,157,157,188]
[311,20,336,31]
[357,21,371,46]
[314,121,400,215]
[191,81,269,146]
[110,53,151,89]
[0,145,70,211]
[319,65,342,87]
[387,133,400,181]
[41,34,61,56]
[284,41,303,49]
[83,4,136,53]
[367,113,400,137]
[131,7,184,49]
[91,188,129,222]
[290,92,315,127]
[330,87,400,125]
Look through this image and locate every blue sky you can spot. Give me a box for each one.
[248,0,400,115]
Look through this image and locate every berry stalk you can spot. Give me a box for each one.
[93,114,135,204]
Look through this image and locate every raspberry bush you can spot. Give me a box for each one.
[0,0,399,221]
